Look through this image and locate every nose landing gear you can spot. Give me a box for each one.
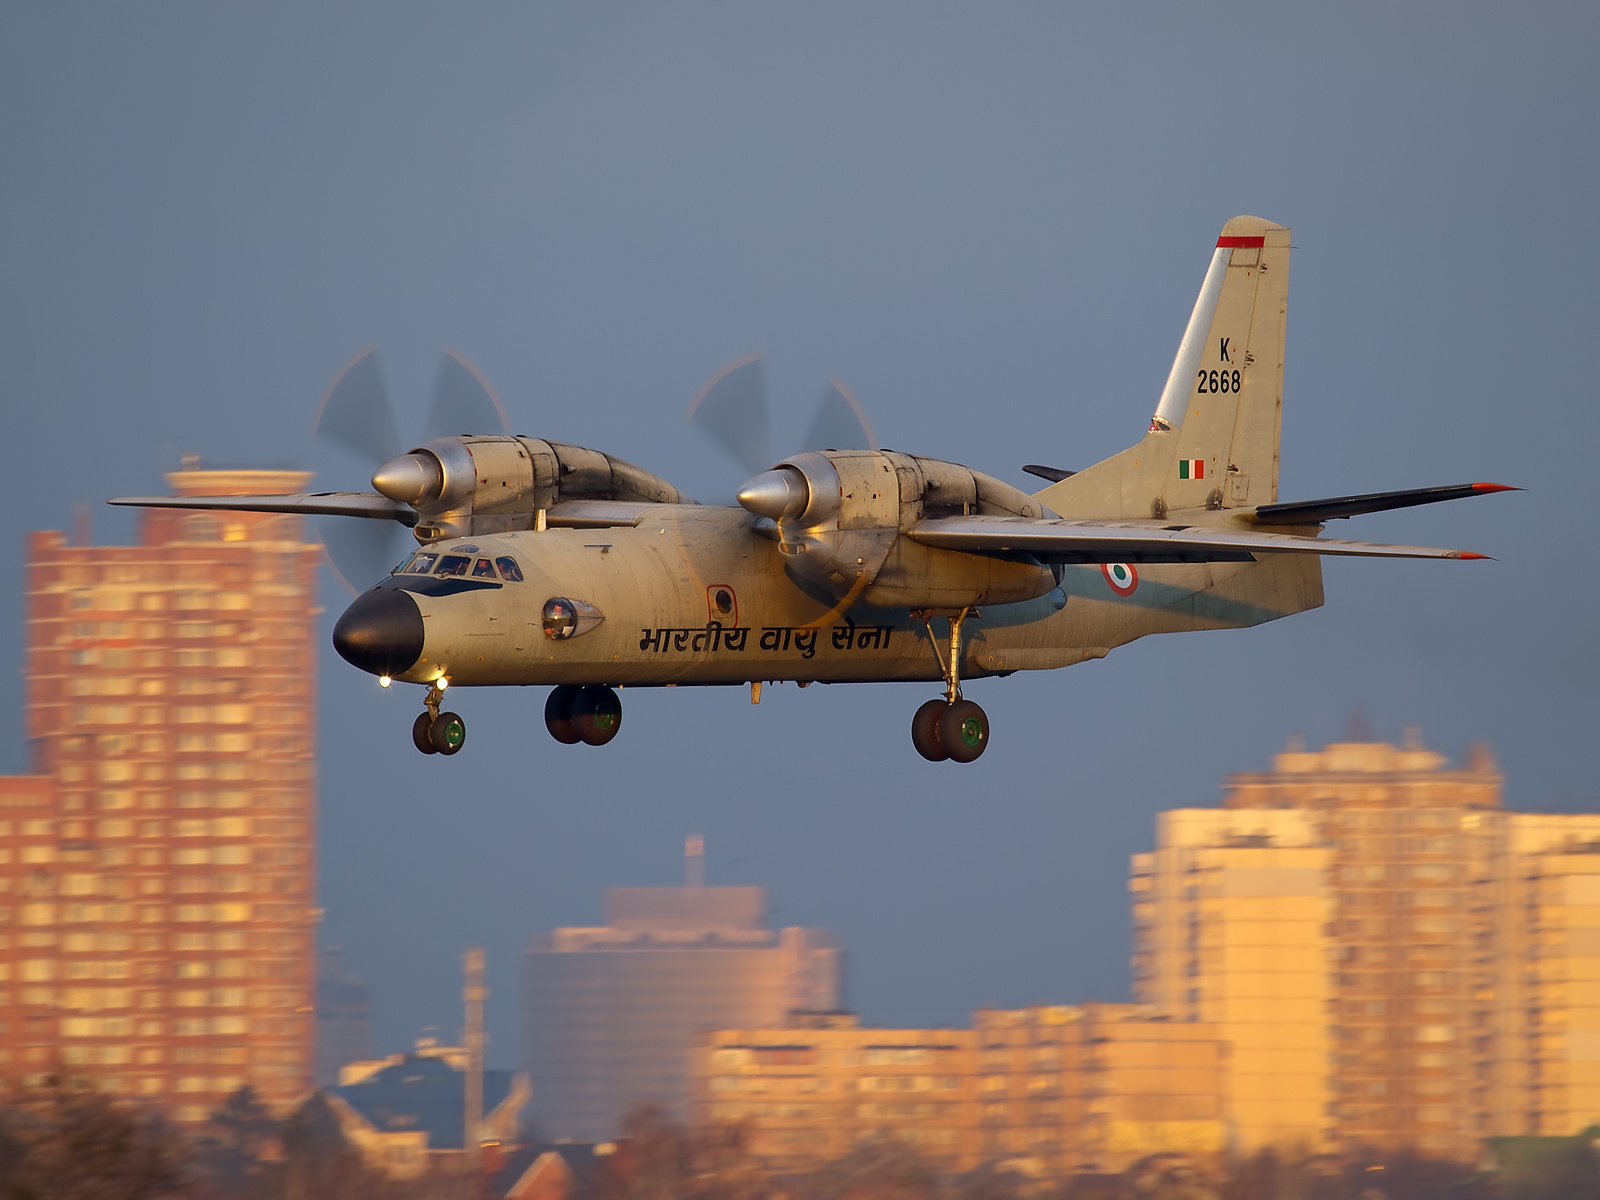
[910,608,989,763]
[412,680,467,755]
[544,685,623,746]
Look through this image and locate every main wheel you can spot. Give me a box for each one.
[911,699,949,762]
[430,711,467,756]
[572,686,622,747]
[544,685,582,744]
[413,712,438,754]
[938,699,988,763]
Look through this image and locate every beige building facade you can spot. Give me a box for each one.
[1,466,320,1120]
[690,1006,1226,1178]
[1136,736,1600,1161]
[691,1014,978,1172]
[1131,809,1333,1156]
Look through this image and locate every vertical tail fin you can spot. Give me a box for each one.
[1036,216,1290,519]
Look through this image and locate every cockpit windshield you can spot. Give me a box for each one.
[399,553,438,575]
[395,549,523,581]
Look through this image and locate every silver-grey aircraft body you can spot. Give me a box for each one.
[112,216,1511,761]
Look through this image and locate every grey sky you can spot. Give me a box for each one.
[3,4,1596,1062]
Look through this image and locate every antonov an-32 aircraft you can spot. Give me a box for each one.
[113,217,1512,763]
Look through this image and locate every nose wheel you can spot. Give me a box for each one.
[412,682,467,755]
[911,608,989,763]
[544,685,623,746]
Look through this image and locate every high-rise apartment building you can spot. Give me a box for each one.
[524,874,841,1141]
[1130,808,1333,1155]
[1498,813,1600,1138]
[1219,737,1501,1160]
[1135,735,1600,1160]
[2,465,320,1120]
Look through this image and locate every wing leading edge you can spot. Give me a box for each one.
[108,493,419,525]
[906,515,1488,564]
[106,494,665,531]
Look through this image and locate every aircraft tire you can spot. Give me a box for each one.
[413,712,438,754]
[572,686,623,747]
[911,699,949,762]
[544,685,583,744]
[430,711,467,756]
[938,699,988,764]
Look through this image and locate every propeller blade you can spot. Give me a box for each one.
[315,516,411,596]
[801,378,879,453]
[313,348,402,467]
[686,353,773,476]
[424,349,511,440]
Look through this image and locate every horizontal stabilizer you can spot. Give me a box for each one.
[908,515,1489,565]
[1251,482,1518,526]
[1022,464,1075,483]
[107,493,419,526]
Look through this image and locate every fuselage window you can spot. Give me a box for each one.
[434,554,471,577]
[495,556,525,583]
[471,558,498,579]
[403,553,438,575]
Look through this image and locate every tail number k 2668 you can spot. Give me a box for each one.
[1196,369,1242,394]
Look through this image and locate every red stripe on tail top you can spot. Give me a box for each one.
[1217,235,1266,248]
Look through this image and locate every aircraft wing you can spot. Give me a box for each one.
[108,494,675,530]
[905,515,1488,564]
[107,493,418,525]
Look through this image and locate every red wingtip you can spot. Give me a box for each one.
[1471,482,1521,493]
[1457,552,1492,560]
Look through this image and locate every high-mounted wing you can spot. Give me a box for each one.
[1250,482,1518,526]
[108,493,418,525]
[906,515,1488,564]
[107,493,666,532]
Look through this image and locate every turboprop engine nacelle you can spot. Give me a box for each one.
[738,449,1059,609]
[371,435,687,541]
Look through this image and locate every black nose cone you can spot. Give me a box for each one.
[332,588,424,677]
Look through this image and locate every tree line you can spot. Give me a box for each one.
[0,1085,1571,1200]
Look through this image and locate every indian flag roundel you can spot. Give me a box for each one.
[1101,562,1139,597]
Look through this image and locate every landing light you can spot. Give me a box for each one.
[379,676,392,688]
[436,676,449,690]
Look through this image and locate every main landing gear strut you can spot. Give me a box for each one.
[543,685,623,747]
[910,608,989,764]
[413,681,467,756]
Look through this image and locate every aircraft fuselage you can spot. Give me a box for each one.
[339,505,1324,691]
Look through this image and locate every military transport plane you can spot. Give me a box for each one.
[111,216,1512,763]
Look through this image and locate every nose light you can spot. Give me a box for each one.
[372,452,444,504]
[736,468,808,521]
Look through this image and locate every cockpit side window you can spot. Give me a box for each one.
[434,554,471,577]
[495,556,524,583]
[471,558,497,579]
[403,553,438,575]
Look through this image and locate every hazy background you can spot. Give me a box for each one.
[3,4,1596,1063]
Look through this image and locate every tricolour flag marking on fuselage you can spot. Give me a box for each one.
[1179,458,1205,480]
